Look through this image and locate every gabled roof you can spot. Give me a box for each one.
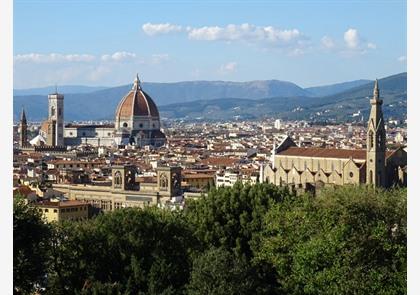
[277,147,394,160]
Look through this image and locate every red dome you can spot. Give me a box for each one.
[115,75,159,119]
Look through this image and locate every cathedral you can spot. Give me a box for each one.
[21,74,166,149]
[261,80,407,189]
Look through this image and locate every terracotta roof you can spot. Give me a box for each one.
[35,200,87,207]
[278,147,393,160]
[200,157,239,167]
[13,185,35,197]
[115,89,159,119]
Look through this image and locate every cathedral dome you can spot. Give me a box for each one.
[115,74,160,120]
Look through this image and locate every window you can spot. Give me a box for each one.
[51,107,55,116]
[123,122,128,128]
[95,132,98,136]
[44,209,49,212]
[58,108,62,116]
[53,209,58,213]
[69,132,73,136]
[369,131,374,150]
[108,132,111,136]
[139,123,143,128]
[349,172,354,178]
[82,132,86,136]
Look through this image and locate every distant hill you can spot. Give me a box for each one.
[305,79,372,97]
[159,73,407,122]
[13,73,406,123]
[13,80,310,121]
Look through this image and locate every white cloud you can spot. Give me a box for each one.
[339,28,376,56]
[398,55,407,62]
[142,23,183,36]
[344,28,359,49]
[219,62,237,74]
[321,36,335,49]
[101,51,136,62]
[187,23,303,44]
[14,53,96,63]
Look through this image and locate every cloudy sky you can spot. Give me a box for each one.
[14,0,406,89]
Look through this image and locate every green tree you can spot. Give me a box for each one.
[14,198,51,294]
[46,207,197,295]
[184,182,292,294]
[257,185,407,295]
[187,247,255,295]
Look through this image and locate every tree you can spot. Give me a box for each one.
[46,207,197,294]
[184,182,292,294]
[257,186,407,295]
[14,197,51,294]
[187,247,255,295]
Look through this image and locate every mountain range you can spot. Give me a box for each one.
[13,73,406,123]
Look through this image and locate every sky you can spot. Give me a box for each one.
[13,0,407,89]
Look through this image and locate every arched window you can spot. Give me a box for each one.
[114,171,122,188]
[160,174,168,189]
[51,106,55,116]
[369,170,373,184]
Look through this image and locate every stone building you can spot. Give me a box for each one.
[24,74,166,148]
[53,165,182,211]
[39,92,65,146]
[262,80,407,190]
[113,74,166,147]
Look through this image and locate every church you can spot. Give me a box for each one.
[21,74,166,149]
[261,80,407,189]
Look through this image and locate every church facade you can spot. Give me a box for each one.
[21,74,166,149]
[261,80,407,189]
[53,165,182,210]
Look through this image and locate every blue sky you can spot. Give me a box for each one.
[13,0,407,88]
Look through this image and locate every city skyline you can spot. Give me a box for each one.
[14,0,406,89]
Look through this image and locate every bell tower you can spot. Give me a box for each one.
[19,107,28,147]
[366,79,386,187]
[48,89,64,146]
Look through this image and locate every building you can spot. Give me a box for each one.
[53,165,182,211]
[33,200,89,222]
[182,173,215,190]
[113,74,166,147]
[262,80,407,190]
[24,74,166,149]
[38,91,65,146]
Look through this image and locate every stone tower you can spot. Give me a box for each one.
[19,107,28,147]
[366,79,386,187]
[47,90,64,146]
[112,165,137,191]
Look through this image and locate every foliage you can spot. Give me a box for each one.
[184,182,293,257]
[187,247,255,295]
[257,185,407,295]
[45,207,197,295]
[13,184,407,294]
[13,197,51,294]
